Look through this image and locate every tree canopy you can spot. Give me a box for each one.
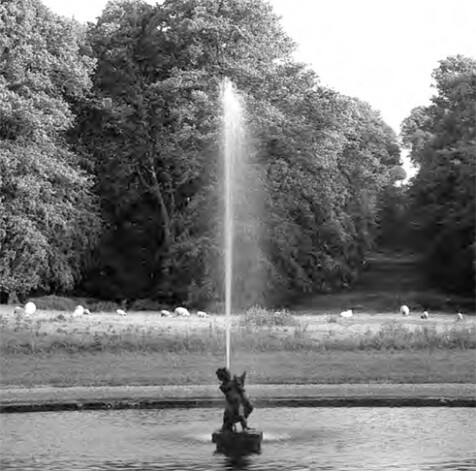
[2,0,401,306]
[401,55,475,295]
[71,0,399,306]
[0,0,99,299]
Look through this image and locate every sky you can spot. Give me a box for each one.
[42,0,476,180]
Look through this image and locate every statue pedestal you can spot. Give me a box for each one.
[212,428,263,455]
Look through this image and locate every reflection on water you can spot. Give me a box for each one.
[1,407,475,470]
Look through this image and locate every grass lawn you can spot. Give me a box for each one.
[1,350,475,387]
[1,305,475,387]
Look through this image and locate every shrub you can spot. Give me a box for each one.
[30,296,78,311]
[88,301,119,313]
[129,299,166,311]
[240,306,298,328]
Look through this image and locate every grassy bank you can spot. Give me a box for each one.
[2,350,475,387]
[1,306,474,387]
[1,309,475,355]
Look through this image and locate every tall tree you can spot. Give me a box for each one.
[75,0,399,305]
[401,55,476,295]
[0,0,100,300]
[74,0,300,302]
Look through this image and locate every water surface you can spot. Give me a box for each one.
[1,407,475,470]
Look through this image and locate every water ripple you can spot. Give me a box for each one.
[1,408,475,471]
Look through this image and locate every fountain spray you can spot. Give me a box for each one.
[222,77,244,370]
[213,78,263,456]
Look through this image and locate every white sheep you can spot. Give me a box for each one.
[197,310,209,318]
[400,305,410,316]
[456,312,464,321]
[340,309,353,318]
[421,311,429,319]
[24,302,36,316]
[175,307,190,317]
[73,305,84,317]
[116,309,127,316]
[161,310,172,317]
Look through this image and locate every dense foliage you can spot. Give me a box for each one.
[72,0,399,306]
[2,0,401,306]
[0,0,99,301]
[401,55,476,295]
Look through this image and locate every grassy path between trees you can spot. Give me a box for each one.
[1,350,474,388]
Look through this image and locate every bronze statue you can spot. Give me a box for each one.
[216,367,254,432]
[212,367,262,454]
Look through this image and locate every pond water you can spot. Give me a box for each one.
[1,407,475,470]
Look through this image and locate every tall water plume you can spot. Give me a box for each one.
[220,78,264,370]
[221,78,244,369]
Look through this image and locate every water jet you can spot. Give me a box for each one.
[212,78,263,455]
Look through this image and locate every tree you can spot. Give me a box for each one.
[401,55,476,295]
[73,0,299,303]
[74,0,399,305]
[0,0,100,300]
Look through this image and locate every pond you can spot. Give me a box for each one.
[1,407,475,470]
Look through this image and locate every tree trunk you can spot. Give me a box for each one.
[137,155,173,280]
[146,154,172,250]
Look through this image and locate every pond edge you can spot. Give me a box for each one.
[1,396,474,413]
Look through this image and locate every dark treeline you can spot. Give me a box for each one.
[0,0,473,307]
[400,56,476,296]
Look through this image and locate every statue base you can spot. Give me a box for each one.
[212,428,263,455]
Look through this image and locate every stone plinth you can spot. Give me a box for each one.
[212,428,263,455]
